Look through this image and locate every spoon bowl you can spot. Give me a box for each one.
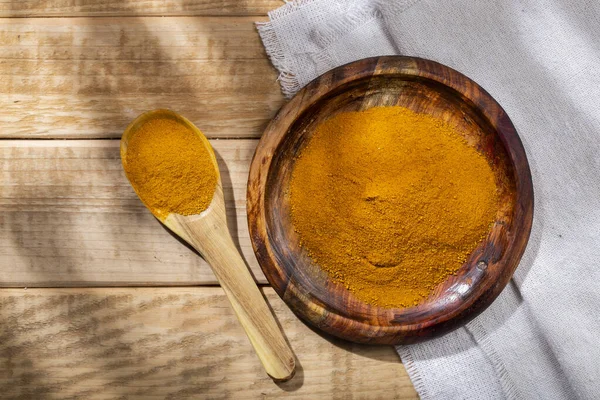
[121,109,296,381]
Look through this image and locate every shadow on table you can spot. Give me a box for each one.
[304,323,404,363]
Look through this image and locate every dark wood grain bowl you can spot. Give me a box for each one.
[247,56,533,345]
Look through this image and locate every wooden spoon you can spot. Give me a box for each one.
[121,109,296,381]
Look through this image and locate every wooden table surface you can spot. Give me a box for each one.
[0,1,418,398]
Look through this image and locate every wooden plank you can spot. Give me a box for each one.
[0,0,281,17]
[0,17,284,139]
[0,286,417,398]
[0,139,268,287]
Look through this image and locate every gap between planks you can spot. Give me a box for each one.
[0,0,281,18]
[0,139,265,287]
[0,16,284,140]
[0,286,418,399]
[1,14,268,19]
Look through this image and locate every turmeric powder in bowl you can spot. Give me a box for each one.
[289,106,499,308]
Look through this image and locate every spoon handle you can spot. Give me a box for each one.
[201,232,296,381]
[169,202,296,382]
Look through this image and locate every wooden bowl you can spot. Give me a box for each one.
[247,56,533,344]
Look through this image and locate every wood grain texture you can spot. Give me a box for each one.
[0,139,270,286]
[0,17,283,139]
[0,286,418,399]
[0,0,281,17]
[247,56,534,344]
[0,6,419,396]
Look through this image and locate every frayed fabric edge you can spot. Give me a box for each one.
[256,0,380,98]
[256,19,300,98]
[257,0,426,98]
[256,0,325,98]
[270,0,319,20]
[396,346,431,400]
[466,321,521,400]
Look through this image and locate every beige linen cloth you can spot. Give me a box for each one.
[257,1,600,398]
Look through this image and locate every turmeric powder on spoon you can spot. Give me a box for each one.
[289,106,499,308]
[123,118,218,221]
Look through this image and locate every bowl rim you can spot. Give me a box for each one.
[246,56,534,344]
